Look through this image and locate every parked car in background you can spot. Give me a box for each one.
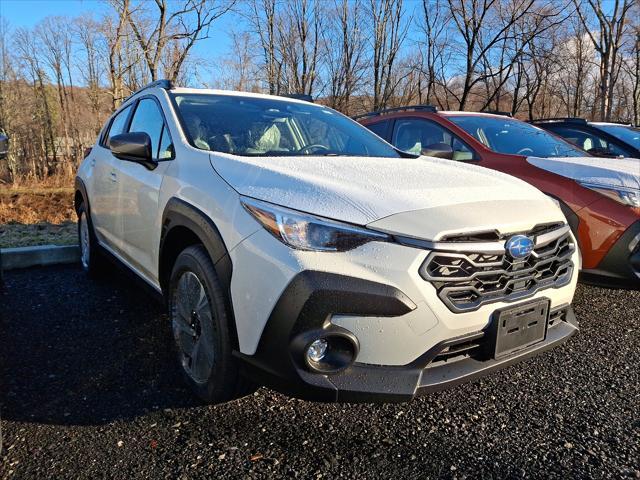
[0,129,8,160]
[75,81,580,404]
[532,118,640,159]
[358,108,640,288]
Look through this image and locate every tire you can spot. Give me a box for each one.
[168,244,252,403]
[77,202,106,277]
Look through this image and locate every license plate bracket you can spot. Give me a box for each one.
[487,299,549,359]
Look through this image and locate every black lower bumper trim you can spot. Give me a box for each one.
[329,307,577,403]
[580,220,640,289]
[236,270,578,403]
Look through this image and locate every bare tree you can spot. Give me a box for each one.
[446,0,554,109]
[573,0,634,121]
[104,1,132,108]
[38,17,77,165]
[323,0,367,113]
[247,0,281,94]
[13,28,57,175]
[214,30,261,91]
[1,0,638,184]
[111,0,234,83]
[277,0,322,95]
[632,31,640,124]
[75,15,107,134]
[369,0,409,110]
[415,0,450,106]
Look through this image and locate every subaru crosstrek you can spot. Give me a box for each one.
[359,108,640,288]
[75,81,579,403]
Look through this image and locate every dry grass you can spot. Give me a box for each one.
[0,222,77,248]
[1,171,75,190]
[0,173,77,248]
[0,189,75,224]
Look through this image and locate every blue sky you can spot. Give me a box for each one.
[1,0,620,24]
[0,0,621,88]
[0,0,234,60]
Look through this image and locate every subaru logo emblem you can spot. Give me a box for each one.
[505,235,534,259]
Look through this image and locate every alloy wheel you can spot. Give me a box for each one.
[172,271,215,384]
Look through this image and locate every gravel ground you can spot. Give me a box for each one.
[1,265,638,479]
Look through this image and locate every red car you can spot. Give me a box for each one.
[358,107,640,288]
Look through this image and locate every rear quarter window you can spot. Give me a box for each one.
[366,120,391,140]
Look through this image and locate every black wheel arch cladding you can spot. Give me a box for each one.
[159,197,232,295]
[160,197,237,347]
[74,176,90,216]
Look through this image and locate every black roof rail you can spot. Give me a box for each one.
[352,105,438,121]
[481,110,512,117]
[281,93,314,103]
[123,79,173,103]
[531,117,587,124]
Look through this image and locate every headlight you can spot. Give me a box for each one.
[241,196,390,251]
[579,182,640,208]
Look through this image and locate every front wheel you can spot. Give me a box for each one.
[169,244,252,403]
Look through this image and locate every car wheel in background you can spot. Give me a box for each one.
[77,202,106,277]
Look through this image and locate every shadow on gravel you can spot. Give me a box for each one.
[2,265,639,478]
[0,264,200,426]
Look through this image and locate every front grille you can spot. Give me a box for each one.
[426,306,570,366]
[420,226,575,313]
[439,222,564,243]
[548,306,569,327]
[430,336,484,363]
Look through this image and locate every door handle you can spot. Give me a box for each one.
[109,171,117,182]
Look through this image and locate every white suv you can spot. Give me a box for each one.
[75,80,579,403]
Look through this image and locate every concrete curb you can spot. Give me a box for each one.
[0,244,80,271]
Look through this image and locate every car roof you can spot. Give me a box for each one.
[438,111,513,119]
[532,119,635,128]
[360,109,512,122]
[168,87,320,107]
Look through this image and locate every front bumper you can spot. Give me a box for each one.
[581,220,640,289]
[235,270,578,403]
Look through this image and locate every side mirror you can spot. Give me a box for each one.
[0,132,8,160]
[421,142,454,160]
[109,132,157,169]
[587,146,617,158]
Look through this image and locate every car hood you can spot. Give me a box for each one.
[527,156,640,191]
[210,153,565,239]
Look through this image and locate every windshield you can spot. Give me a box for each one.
[171,93,402,158]
[595,124,640,149]
[447,115,585,158]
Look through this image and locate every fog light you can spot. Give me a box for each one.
[307,338,328,362]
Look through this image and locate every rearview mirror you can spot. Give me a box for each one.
[109,132,157,169]
[421,143,454,160]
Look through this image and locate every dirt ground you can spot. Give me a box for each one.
[0,187,77,248]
